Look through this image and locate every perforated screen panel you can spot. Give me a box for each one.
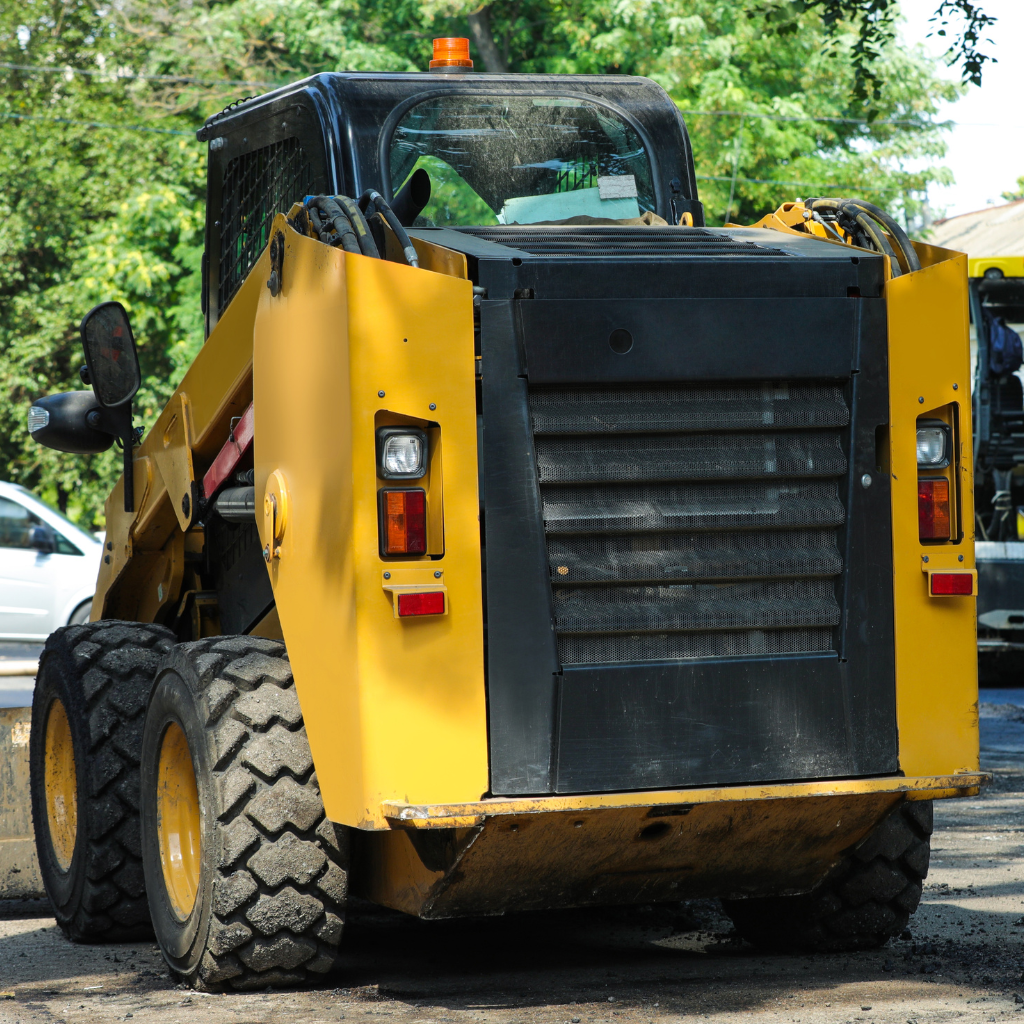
[530,381,849,666]
[218,137,315,314]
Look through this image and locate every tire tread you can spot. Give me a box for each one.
[722,800,932,952]
[32,621,175,942]
[154,637,347,990]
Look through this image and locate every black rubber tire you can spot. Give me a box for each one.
[29,621,176,941]
[139,636,348,990]
[722,799,933,952]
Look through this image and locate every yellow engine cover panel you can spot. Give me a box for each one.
[888,242,978,777]
[253,218,487,829]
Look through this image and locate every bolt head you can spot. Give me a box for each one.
[429,403,437,411]
[958,554,964,562]
[922,555,930,563]
[434,570,442,578]
[953,383,959,390]
[378,390,385,398]
[383,571,391,580]
[918,396,925,404]
[861,473,872,488]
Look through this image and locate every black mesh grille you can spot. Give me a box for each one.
[558,628,835,666]
[536,433,847,484]
[457,226,791,258]
[542,481,846,534]
[219,138,315,314]
[547,530,842,584]
[530,383,849,434]
[531,381,848,666]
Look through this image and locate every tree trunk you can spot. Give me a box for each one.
[467,5,508,73]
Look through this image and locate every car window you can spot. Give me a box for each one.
[389,95,655,227]
[0,496,82,555]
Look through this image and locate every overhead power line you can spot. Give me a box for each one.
[1,61,1010,130]
[679,108,948,129]
[0,110,194,136]
[696,173,884,193]
[0,60,263,89]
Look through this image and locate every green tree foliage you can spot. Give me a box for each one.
[0,2,203,525]
[1002,176,1024,203]
[0,0,966,525]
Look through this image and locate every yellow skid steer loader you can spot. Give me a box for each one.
[24,39,982,990]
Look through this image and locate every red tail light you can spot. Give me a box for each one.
[397,591,446,616]
[930,572,973,596]
[381,489,426,556]
[918,478,950,540]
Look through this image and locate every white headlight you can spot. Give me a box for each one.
[28,406,49,433]
[384,434,424,475]
[377,427,429,480]
[916,425,949,468]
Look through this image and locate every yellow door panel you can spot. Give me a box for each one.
[887,244,978,777]
[253,217,487,829]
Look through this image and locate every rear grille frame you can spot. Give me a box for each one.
[478,283,897,797]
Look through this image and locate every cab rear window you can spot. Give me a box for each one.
[388,95,655,228]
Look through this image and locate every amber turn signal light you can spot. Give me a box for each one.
[380,489,426,556]
[918,478,950,541]
[429,37,473,69]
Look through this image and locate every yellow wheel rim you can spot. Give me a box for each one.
[157,723,201,919]
[44,699,78,871]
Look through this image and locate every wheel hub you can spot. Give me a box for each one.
[157,723,201,919]
[43,698,78,871]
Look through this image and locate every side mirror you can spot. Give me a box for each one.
[78,301,140,514]
[28,391,115,455]
[80,302,141,408]
[30,524,55,555]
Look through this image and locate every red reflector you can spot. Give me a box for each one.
[381,488,426,555]
[931,572,973,596]
[918,478,950,540]
[397,591,445,617]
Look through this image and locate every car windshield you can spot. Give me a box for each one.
[388,95,655,227]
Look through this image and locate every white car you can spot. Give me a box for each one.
[0,481,102,639]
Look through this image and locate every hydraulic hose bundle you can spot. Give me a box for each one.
[804,197,921,278]
[301,191,419,268]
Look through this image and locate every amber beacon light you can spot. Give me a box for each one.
[429,37,473,70]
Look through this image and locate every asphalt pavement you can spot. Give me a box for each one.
[0,648,1021,1023]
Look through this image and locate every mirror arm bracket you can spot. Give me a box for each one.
[91,405,136,512]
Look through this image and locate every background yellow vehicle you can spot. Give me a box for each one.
[968,254,1024,679]
[25,41,983,990]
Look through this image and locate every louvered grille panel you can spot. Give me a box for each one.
[531,381,849,666]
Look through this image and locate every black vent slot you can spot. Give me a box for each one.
[457,226,790,258]
[219,138,315,314]
[530,382,849,666]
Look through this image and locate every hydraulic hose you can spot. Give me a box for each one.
[806,197,921,277]
[304,195,380,259]
[358,189,420,268]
